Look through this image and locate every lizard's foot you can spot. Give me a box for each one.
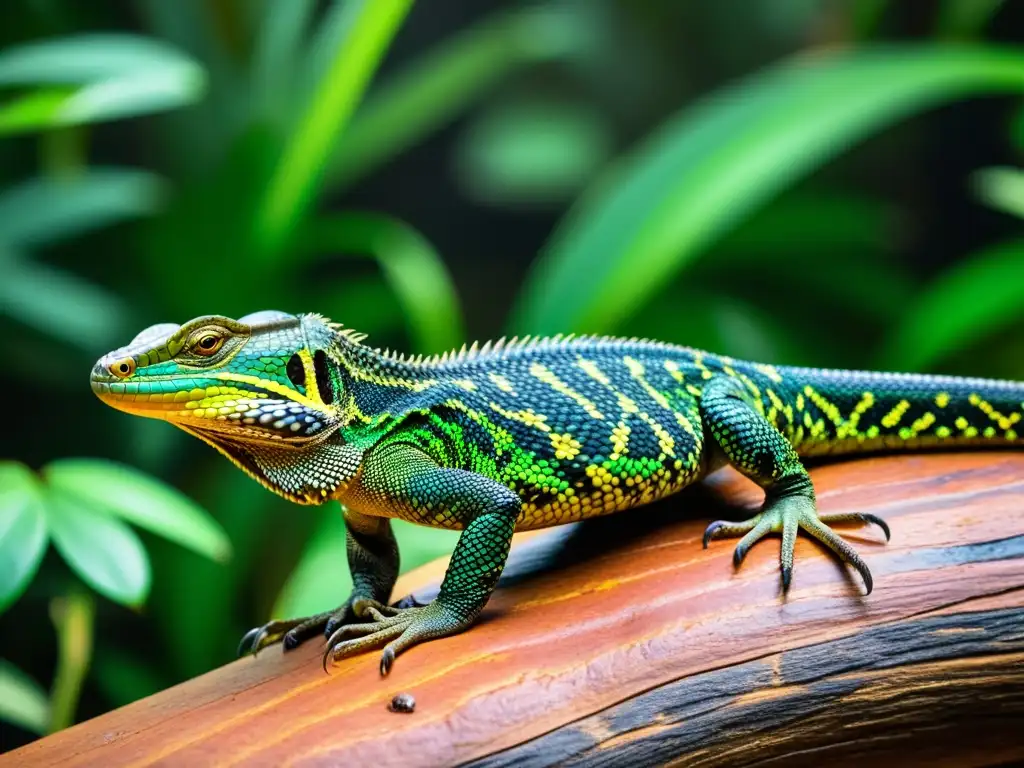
[238,610,337,656]
[702,496,889,594]
[238,597,400,656]
[323,600,473,676]
[237,597,411,657]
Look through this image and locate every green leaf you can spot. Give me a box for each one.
[0,463,48,614]
[511,45,1024,335]
[252,0,316,121]
[0,660,50,734]
[973,166,1024,220]
[302,213,463,352]
[44,459,231,563]
[0,246,132,349]
[0,34,205,133]
[273,506,350,618]
[253,0,414,258]
[44,489,151,607]
[454,98,612,206]
[0,169,166,248]
[877,240,1024,371]
[327,6,584,190]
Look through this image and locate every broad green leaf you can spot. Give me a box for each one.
[973,166,1024,220]
[253,0,414,257]
[877,240,1024,371]
[0,660,50,734]
[303,214,463,352]
[0,34,205,132]
[0,246,132,349]
[44,489,151,607]
[328,6,584,190]
[44,459,231,563]
[0,463,48,614]
[273,507,350,618]
[0,170,165,248]
[511,46,1024,335]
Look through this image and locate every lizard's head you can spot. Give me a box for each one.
[91,311,357,500]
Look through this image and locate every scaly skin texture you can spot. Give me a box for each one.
[92,311,1024,674]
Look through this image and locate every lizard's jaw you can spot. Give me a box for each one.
[90,367,334,442]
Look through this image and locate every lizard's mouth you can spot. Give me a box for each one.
[91,370,334,441]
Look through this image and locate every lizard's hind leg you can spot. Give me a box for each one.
[699,376,889,592]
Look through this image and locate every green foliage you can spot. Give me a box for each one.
[0,661,49,734]
[0,459,229,613]
[878,240,1024,371]
[511,46,1024,335]
[0,464,47,615]
[0,34,205,134]
[253,0,415,256]
[44,460,231,564]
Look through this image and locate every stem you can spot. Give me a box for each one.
[47,589,95,734]
[253,0,415,260]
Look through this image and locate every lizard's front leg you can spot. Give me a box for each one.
[324,442,520,675]
[699,376,889,592]
[238,509,399,655]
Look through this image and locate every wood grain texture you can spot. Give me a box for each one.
[6,452,1024,768]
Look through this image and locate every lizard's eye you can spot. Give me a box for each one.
[193,332,225,356]
[108,357,135,378]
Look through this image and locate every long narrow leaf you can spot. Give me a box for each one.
[0,463,48,614]
[973,166,1024,220]
[0,170,165,248]
[253,0,414,258]
[0,34,205,131]
[877,239,1024,371]
[252,0,316,121]
[327,6,581,190]
[511,46,1024,335]
[44,459,231,563]
[303,213,463,352]
[0,246,132,349]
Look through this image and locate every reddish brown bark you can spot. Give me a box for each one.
[7,453,1024,767]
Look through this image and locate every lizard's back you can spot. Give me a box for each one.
[379,337,765,529]
[375,335,1024,530]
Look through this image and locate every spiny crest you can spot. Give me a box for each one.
[371,332,679,369]
[310,314,369,345]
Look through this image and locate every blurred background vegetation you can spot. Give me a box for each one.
[2,0,1024,751]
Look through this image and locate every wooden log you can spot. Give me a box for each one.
[5,452,1024,767]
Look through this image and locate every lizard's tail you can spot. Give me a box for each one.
[773,366,1024,458]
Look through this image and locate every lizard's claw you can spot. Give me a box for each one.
[703,496,889,594]
[239,606,347,657]
[323,600,470,676]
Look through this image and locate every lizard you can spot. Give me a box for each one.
[91,310,1024,675]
